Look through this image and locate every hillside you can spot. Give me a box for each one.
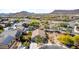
[51,9,79,14]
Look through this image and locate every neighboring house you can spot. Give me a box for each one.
[2,18,9,21]
[23,18,31,23]
[74,22,79,34]
[3,21,9,24]
[0,30,17,49]
[4,27,9,30]
[0,24,5,27]
[31,29,47,43]
[32,29,46,38]
[12,22,24,30]
[74,26,79,34]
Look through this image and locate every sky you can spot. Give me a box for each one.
[0,0,79,13]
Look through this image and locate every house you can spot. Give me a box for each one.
[1,18,9,21]
[32,29,46,38]
[31,29,47,43]
[74,26,79,34]
[73,21,79,34]
[0,30,17,49]
[0,24,5,28]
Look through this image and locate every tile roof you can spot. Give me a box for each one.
[32,29,46,38]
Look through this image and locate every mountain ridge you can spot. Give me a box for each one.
[51,9,79,14]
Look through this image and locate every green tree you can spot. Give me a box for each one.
[23,41,30,48]
[63,16,69,21]
[59,23,68,28]
[29,19,40,28]
[0,25,4,33]
[5,22,12,27]
[58,35,73,45]
[14,18,22,23]
[0,25,4,30]
[72,35,79,46]
[20,31,32,43]
[44,24,49,29]
[43,16,52,20]
[35,35,43,44]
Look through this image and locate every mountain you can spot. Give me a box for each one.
[0,11,34,17]
[0,13,9,17]
[51,9,79,14]
[8,11,35,17]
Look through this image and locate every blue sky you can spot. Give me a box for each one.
[0,0,79,13]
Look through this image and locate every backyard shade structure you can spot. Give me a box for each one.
[2,35,14,45]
